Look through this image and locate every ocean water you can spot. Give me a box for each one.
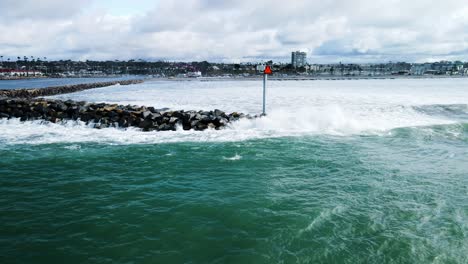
[1,79,468,263]
[0,76,143,90]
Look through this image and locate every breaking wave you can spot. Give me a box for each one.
[0,103,464,145]
[2,79,468,145]
[413,104,468,120]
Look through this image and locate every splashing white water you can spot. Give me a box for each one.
[63,144,81,150]
[223,154,242,161]
[1,79,467,145]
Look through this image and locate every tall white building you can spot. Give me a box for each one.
[291,51,307,68]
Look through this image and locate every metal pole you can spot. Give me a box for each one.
[262,74,267,116]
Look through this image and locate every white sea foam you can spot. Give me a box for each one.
[300,205,347,233]
[223,154,242,161]
[64,144,81,150]
[1,79,468,145]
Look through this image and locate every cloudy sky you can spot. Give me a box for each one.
[0,0,467,63]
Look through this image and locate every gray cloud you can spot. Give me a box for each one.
[0,0,90,21]
[0,0,467,62]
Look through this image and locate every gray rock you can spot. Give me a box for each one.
[139,119,154,131]
[0,97,249,132]
[195,123,208,130]
[218,118,228,126]
[190,120,199,127]
[56,103,68,112]
[118,119,128,127]
[208,123,216,129]
[169,117,179,124]
[149,112,162,122]
[142,110,152,119]
[200,115,211,123]
[214,109,225,117]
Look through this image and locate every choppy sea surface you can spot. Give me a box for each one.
[1,79,468,263]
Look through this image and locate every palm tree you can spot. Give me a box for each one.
[43,57,48,75]
[23,56,29,76]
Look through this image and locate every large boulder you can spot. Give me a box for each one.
[138,119,154,131]
[142,110,152,119]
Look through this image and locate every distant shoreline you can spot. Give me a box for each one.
[147,74,468,82]
[1,74,467,85]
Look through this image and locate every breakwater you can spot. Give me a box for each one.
[0,98,248,131]
[0,79,144,98]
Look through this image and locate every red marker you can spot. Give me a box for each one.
[262,65,272,116]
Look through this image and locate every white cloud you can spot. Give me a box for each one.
[0,0,90,21]
[0,0,467,62]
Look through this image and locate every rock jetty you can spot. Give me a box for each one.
[0,98,249,131]
[0,79,144,98]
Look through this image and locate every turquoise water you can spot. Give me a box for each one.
[1,79,468,263]
[2,127,468,263]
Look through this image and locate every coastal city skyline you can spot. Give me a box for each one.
[1,0,467,63]
[1,54,467,79]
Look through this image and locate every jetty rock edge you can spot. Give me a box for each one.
[0,80,251,131]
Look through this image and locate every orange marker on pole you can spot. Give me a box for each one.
[262,65,272,116]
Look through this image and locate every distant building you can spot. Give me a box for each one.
[410,64,431,75]
[187,71,202,78]
[256,64,265,72]
[291,51,307,68]
[0,69,43,77]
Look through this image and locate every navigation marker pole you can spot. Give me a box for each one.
[262,65,272,116]
[263,73,267,116]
